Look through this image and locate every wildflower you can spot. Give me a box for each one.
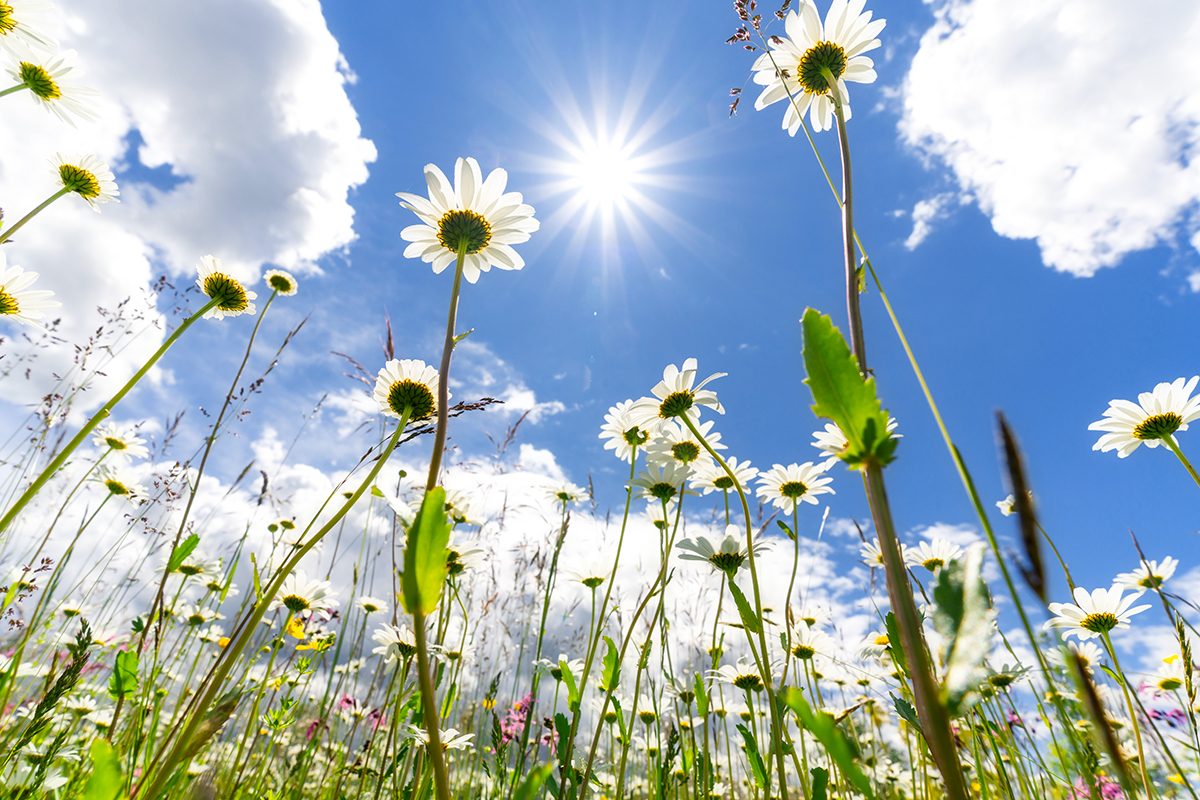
[690,456,758,495]
[272,572,337,615]
[1045,586,1150,641]
[442,487,479,526]
[98,468,141,499]
[710,658,766,692]
[356,595,386,614]
[647,419,723,469]
[397,156,539,284]
[630,358,725,425]
[8,52,97,123]
[676,524,770,576]
[91,422,149,460]
[859,540,887,567]
[263,269,298,296]
[904,538,963,573]
[599,399,658,462]
[1071,775,1125,799]
[500,693,535,743]
[403,724,475,752]
[371,623,418,663]
[789,625,832,661]
[751,0,886,134]
[1149,657,1187,693]
[534,653,584,682]
[1114,556,1178,591]
[548,481,587,505]
[574,571,606,589]
[0,257,59,328]
[373,358,439,422]
[196,255,257,319]
[55,153,119,209]
[0,0,55,55]
[811,416,899,466]
[987,663,1028,689]
[755,461,834,514]
[1059,641,1105,675]
[1089,377,1200,457]
[631,460,690,503]
[445,532,484,576]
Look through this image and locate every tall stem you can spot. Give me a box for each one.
[0,297,219,537]
[424,246,467,493]
[1163,435,1200,489]
[0,187,70,243]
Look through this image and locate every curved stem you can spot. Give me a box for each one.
[0,187,70,243]
[1163,435,1200,489]
[0,83,28,98]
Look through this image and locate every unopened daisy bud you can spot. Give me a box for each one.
[56,154,119,209]
[196,255,257,319]
[372,358,440,422]
[263,269,298,296]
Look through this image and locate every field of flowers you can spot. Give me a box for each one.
[1,0,1198,798]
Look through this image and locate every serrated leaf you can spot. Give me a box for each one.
[693,672,709,718]
[166,533,200,573]
[107,650,138,700]
[783,687,875,798]
[892,694,921,732]
[601,636,621,693]
[726,579,762,634]
[800,309,896,468]
[560,658,581,712]
[401,487,451,615]
[735,724,768,789]
[884,611,908,676]
[933,544,995,716]
[82,740,123,800]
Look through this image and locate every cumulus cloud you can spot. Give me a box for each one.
[453,340,567,424]
[902,0,1200,276]
[903,192,956,250]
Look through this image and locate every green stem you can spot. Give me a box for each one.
[0,83,28,98]
[424,245,467,493]
[1163,435,1200,489]
[0,187,70,243]
[0,297,219,538]
[1101,632,1155,799]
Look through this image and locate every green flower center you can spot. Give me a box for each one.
[281,594,311,613]
[671,441,701,463]
[446,547,465,577]
[581,576,604,589]
[713,476,734,489]
[648,482,677,501]
[779,480,808,499]
[59,163,101,199]
[989,673,1016,688]
[387,378,435,420]
[104,436,127,451]
[437,209,492,255]
[0,5,15,35]
[1138,575,1164,589]
[791,643,816,660]
[921,558,945,571]
[395,641,417,658]
[187,613,206,626]
[178,564,202,576]
[202,272,250,312]
[638,709,657,724]
[658,390,694,418]
[19,61,59,100]
[1133,412,1183,441]
[732,673,764,692]
[267,273,295,293]
[1157,677,1183,691]
[797,41,847,95]
[1080,612,1119,634]
[103,479,130,496]
[622,426,650,447]
[708,551,745,575]
[0,287,19,317]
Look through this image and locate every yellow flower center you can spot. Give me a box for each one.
[1080,612,1119,634]
[19,61,59,100]
[387,378,436,420]
[779,480,808,499]
[59,163,101,199]
[436,209,491,255]
[267,273,295,293]
[104,436,127,451]
[797,41,848,95]
[1133,412,1183,440]
[0,4,16,35]
[0,286,19,316]
[202,272,250,312]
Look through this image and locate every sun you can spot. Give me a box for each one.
[565,131,640,210]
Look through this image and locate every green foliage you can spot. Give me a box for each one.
[600,636,621,692]
[800,309,897,469]
[515,762,555,800]
[82,740,123,800]
[726,579,762,634]
[811,766,829,800]
[401,487,452,615]
[735,723,768,790]
[783,687,875,798]
[932,544,995,716]
[559,657,581,712]
[166,532,200,573]
[107,649,139,699]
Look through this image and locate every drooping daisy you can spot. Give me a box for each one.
[904,538,963,573]
[442,487,478,526]
[356,595,387,615]
[0,0,55,55]
[263,269,298,296]
[599,399,659,463]
[677,525,770,576]
[55,153,118,209]
[647,419,724,469]
[1089,377,1200,457]
[755,462,835,514]
[445,531,484,576]
[272,572,337,615]
[1114,557,1178,591]
[0,258,59,327]
[8,52,97,124]
[91,422,149,461]
[1045,586,1150,641]
[195,256,257,319]
[630,358,725,426]
[751,0,886,134]
[372,358,439,422]
[631,460,691,504]
[371,622,418,663]
[648,500,676,531]
[811,416,899,466]
[397,156,539,284]
[709,657,767,692]
[689,456,758,495]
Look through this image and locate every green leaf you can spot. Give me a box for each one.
[179,689,242,763]
[693,672,709,718]
[601,636,621,693]
[401,487,452,615]
[166,533,200,573]
[107,650,138,700]
[932,544,995,716]
[82,740,123,800]
[515,762,555,800]
[811,766,829,800]
[800,308,897,468]
[611,696,628,742]
[726,579,762,634]
[892,694,921,732]
[884,612,908,676]
[775,519,795,541]
[560,658,581,712]
[782,687,875,798]
[735,724,768,789]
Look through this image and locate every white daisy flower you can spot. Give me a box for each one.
[442,487,479,526]
[1114,556,1178,591]
[98,468,142,500]
[709,657,768,692]
[445,531,484,576]
[55,153,118,209]
[631,460,691,504]
[755,461,835,514]
[689,456,758,495]
[548,481,587,506]
[195,255,257,319]
[1089,377,1200,457]
[904,538,963,572]
[1150,656,1188,693]
[0,1,55,55]
[8,51,97,124]
[263,269,298,296]
[859,540,885,568]
[272,572,337,615]
[91,422,149,461]
[534,653,585,682]
[1045,586,1150,641]
[372,358,439,422]
[1057,641,1105,675]
[356,595,387,615]
[676,524,770,576]
[811,415,899,466]
[751,0,886,134]
[371,622,418,662]
[0,256,59,328]
[647,419,723,469]
[789,624,833,661]
[397,156,539,284]
[404,724,474,752]
[599,399,659,463]
[630,358,725,426]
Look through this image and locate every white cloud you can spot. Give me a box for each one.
[453,340,566,424]
[903,192,956,250]
[902,0,1200,276]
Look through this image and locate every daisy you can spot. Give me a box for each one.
[442,487,478,526]
[710,658,767,692]
[599,399,659,463]
[789,624,833,661]
[373,358,439,422]
[372,622,417,662]
[445,532,484,576]
[98,468,141,499]
[756,462,835,514]
[397,156,539,284]
[195,255,257,319]
[1045,586,1151,641]
[55,153,119,209]
[647,419,723,469]
[1114,556,1178,591]
[631,460,691,504]
[0,1,54,55]
[272,572,337,615]
[404,724,475,752]
[648,500,676,530]
[1059,641,1106,675]
[356,595,387,615]
[0,258,58,328]
[630,358,725,425]
[8,52,97,124]
[1149,656,1187,693]
[548,481,587,506]
[1089,377,1200,458]
[751,0,886,134]
[859,540,886,568]
[534,653,585,683]
[91,422,149,461]
[812,416,899,466]
[690,456,758,495]
[904,538,963,572]
[263,269,298,296]
[677,524,770,576]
